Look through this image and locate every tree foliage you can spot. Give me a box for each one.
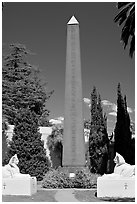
[4,108,50,181]
[2,131,8,165]
[84,119,91,129]
[114,83,134,164]
[47,124,63,151]
[2,115,9,165]
[2,2,5,10]
[114,2,135,58]
[46,124,63,168]
[89,86,109,174]
[2,43,53,126]
[42,168,100,189]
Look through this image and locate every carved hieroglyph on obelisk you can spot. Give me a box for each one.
[63,16,86,167]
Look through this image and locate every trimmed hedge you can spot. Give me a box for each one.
[42,168,100,189]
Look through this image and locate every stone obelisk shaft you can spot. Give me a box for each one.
[63,16,85,167]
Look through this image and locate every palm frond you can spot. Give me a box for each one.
[129,35,135,58]
[117,2,131,9]
[121,13,134,48]
[114,2,135,58]
[114,3,133,25]
[121,26,130,49]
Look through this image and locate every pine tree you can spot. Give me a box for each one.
[114,83,133,164]
[4,108,50,181]
[2,44,53,126]
[89,86,109,174]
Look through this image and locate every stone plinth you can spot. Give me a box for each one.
[2,177,37,196]
[63,16,85,167]
[97,176,135,198]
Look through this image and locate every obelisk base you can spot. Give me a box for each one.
[58,166,90,177]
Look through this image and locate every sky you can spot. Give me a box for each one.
[2,2,135,135]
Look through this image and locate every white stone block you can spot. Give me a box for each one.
[97,176,135,198]
[2,177,37,196]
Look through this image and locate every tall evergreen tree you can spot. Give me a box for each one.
[90,86,98,127]
[2,44,53,126]
[89,86,109,174]
[4,108,50,181]
[114,83,133,164]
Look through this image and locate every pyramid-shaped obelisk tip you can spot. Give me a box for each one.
[67,15,79,25]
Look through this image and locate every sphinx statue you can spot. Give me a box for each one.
[2,154,30,178]
[97,152,135,198]
[113,152,135,177]
[103,152,135,178]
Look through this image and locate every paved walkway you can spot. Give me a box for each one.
[55,189,79,202]
[38,185,79,202]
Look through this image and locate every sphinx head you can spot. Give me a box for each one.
[114,152,125,166]
[9,154,19,165]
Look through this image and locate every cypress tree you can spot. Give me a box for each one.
[90,86,98,127]
[114,83,133,164]
[89,86,109,174]
[4,108,50,181]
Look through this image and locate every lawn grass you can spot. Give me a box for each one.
[2,188,135,202]
[74,190,135,202]
[74,189,104,202]
[2,190,57,202]
[100,197,135,202]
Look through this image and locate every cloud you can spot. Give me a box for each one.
[83,98,91,104]
[83,97,91,108]
[84,98,133,117]
[49,117,64,125]
[57,117,64,121]
[109,112,117,116]
[102,100,117,116]
[111,104,117,112]
[102,100,117,110]
[127,107,133,113]
[49,119,62,124]
[101,100,113,106]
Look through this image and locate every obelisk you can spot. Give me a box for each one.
[62,16,86,169]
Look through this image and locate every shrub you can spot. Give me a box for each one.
[4,108,50,181]
[47,124,63,150]
[46,125,63,168]
[42,168,100,189]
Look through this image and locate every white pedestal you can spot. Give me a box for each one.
[2,177,37,196]
[97,175,135,198]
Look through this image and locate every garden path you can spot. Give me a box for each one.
[55,189,79,202]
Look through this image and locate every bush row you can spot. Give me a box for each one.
[42,168,100,189]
